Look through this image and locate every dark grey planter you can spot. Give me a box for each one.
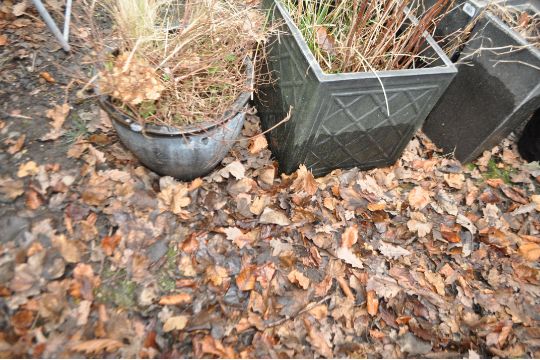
[255,0,457,177]
[422,1,540,163]
[99,58,253,181]
[416,0,487,60]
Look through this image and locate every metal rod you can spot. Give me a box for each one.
[63,0,72,42]
[30,0,70,52]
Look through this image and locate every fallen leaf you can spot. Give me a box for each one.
[336,247,363,269]
[12,309,34,331]
[188,177,203,191]
[180,233,199,254]
[314,275,333,297]
[366,275,401,299]
[408,186,431,210]
[13,1,27,16]
[287,269,310,289]
[531,194,540,211]
[269,238,293,256]
[369,329,386,340]
[206,265,229,287]
[17,161,39,177]
[98,109,113,131]
[39,71,56,83]
[221,161,245,180]
[236,265,256,291]
[99,169,131,182]
[500,185,528,204]
[486,178,505,188]
[7,134,25,154]
[0,35,7,46]
[249,195,268,215]
[407,212,432,237]
[260,207,291,226]
[71,339,123,354]
[308,304,328,320]
[397,333,432,355]
[456,213,477,234]
[303,317,333,358]
[25,189,42,209]
[178,256,196,277]
[163,315,188,332]
[249,135,268,154]
[368,202,386,211]
[498,324,512,347]
[444,173,465,189]
[291,165,318,196]
[519,242,540,262]
[158,293,192,305]
[0,177,24,200]
[101,234,121,256]
[366,290,379,316]
[379,242,411,259]
[53,234,80,263]
[341,225,358,248]
[72,263,100,300]
[424,271,446,296]
[490,334,509,352]
[315,26,336,56]
[194,335,236,358]
[224,227,243,242]
[258,166,274,185]
[42,103,70,141]
[76,300,92,326]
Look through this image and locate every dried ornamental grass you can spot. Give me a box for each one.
[283,0,451,73]
[489,3,540,48]
[96,0,268,127]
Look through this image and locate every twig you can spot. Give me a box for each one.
[263,295,332,328]
[249,105,293,139]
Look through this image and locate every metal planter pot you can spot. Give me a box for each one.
[255,0,457,177]
[99,58,253,181]
[422,1,540,163]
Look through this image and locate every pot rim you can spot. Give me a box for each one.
[98,56,254,137]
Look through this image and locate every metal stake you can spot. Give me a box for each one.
[63,0,72,42]
[30,0,71,52]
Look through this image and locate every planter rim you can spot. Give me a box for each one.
[483,10,540,57]
[270,0,457,81]
[99,56,254,137]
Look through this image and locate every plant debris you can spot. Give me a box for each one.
[489,3,540,47]
[94,0,268,126]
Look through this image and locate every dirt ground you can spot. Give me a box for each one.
[1,2,540,359]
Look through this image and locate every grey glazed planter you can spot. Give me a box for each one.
[99,58,253,181]
[422,4,540,163]
[256,0,457,176]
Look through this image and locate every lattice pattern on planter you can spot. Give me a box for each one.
[304,86,439,173]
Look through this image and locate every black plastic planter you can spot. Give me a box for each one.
[422,1,540,163]
[255,0,457,177]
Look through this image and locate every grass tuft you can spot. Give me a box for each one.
[282,0,454,73]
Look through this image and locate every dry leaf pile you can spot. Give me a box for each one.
[2,103,540,357]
